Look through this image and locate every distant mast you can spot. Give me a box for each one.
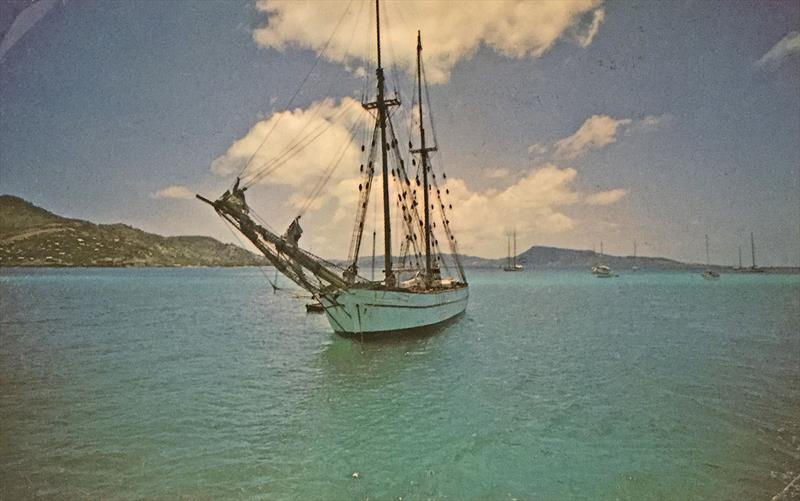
[705,234,710,266]
[507,234,512,268]
[513,229,517,268]
[751,231,756,269]
[738,245,742,269]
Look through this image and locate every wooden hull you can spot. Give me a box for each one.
[319,285,468,334]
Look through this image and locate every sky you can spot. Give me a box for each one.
[1,0,798,266]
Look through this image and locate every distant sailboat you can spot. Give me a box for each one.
[631,240,639,271]
[592,240,613,277]
[702,234,720,280]
[503,230,523,271]
[734,245,743,271]
[592,264,613,277]
[737,232,765,273]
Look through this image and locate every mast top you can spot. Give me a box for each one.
[375,0,382,70]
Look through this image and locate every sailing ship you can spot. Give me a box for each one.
[702,234,720,280]
[736,232,765,273]
[198,2,468,335]
[591,241,613,277]
[503,230,524,271]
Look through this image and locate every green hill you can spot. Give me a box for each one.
[0,195,268,267]
[514,245,691,270]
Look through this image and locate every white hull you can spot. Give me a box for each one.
[319,285,468,334]
[592,265,612,277]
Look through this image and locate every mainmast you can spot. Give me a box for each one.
[750,232,756,268]
[374,0,394,286]
[413,30,436,281]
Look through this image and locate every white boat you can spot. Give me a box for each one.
[198,2,468,335]
[320,284,469,333]
[503,230,524,271]
[591,264,613,277]
[591,241,612,276]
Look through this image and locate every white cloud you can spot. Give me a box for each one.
[253,0,605,83]
[152,185,195,200]
[756,31,800,69]
[209,100,627,258]
[210,97,364,188]
[640,114,666,127]
[623,113,671,135]
[444,164,580,255]
[483,167,510,179]
[530,113,670,160]
[577,8,605,48]
[554,114,631,160]
[585,188,627,205]
[296,163,626,258]
[527,142,548,156]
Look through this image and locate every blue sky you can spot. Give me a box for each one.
[1,0,798,265]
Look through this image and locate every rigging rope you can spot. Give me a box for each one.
[379,1,403,99]
[220,215,285,293]
[297,117,365,217]
[241,99,359,189]
[346,122,379,268]
[360,1,374,105]
[421,59,439,150]
[236,0,356,179]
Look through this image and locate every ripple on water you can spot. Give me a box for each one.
[0,268,797,499]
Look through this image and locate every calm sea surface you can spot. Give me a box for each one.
[1,268,798,500]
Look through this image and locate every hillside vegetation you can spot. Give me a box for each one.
[0,195,268,267]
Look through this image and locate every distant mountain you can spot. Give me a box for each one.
[513,245,692,270]
[4,195,786,271]
[0,195,268,267]
[349,245,699,271]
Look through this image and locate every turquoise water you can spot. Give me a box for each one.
[1,268,798,500]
